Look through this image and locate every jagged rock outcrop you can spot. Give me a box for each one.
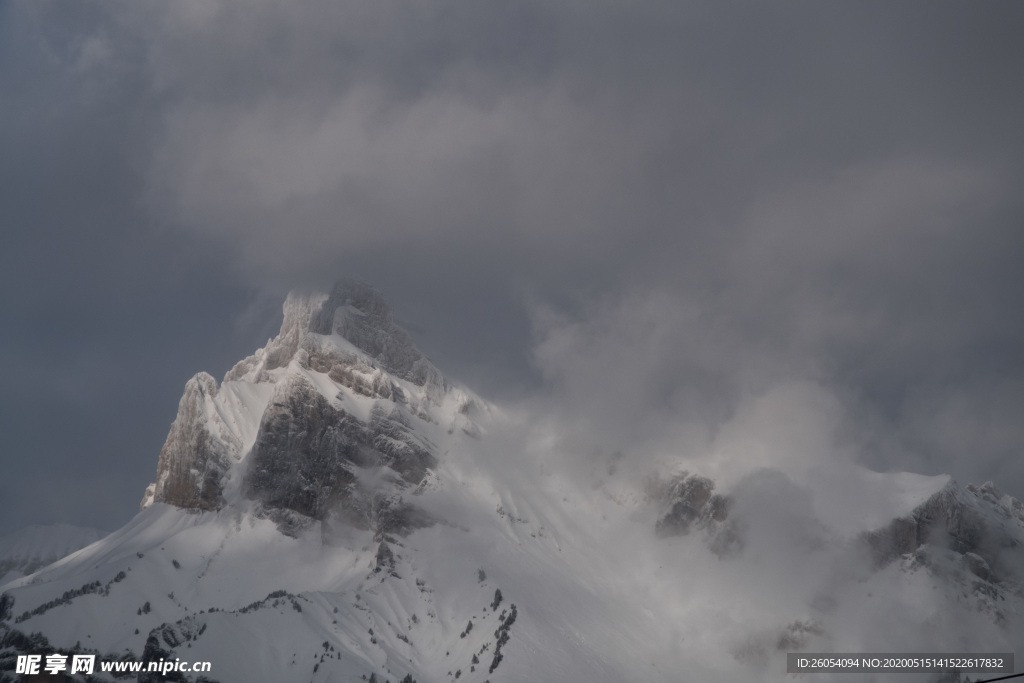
[144,279,470,538]
[0,594,12,622]
[244,377,362,521]
[144,373,241,511]
[223,293,326,384]
[220,281,444,391]
[653,473,730,538]
[222,281,448,406]
[244,376,437,525]
[865,480,1024,585]
[310,280,445,393]
[264,293,324,372]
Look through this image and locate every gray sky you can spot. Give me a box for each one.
[2,0,1023,536]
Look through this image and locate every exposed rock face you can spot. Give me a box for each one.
[867,481,983,564]
[865,480,1024,585]
[302,342,398,402]
[145,373,241,511]
[244,377,361,521]
[265,293,325,372]
[0,593,13,622]
[244,377,437,524]
[310,280,445,392]
[223,292,326,383]
[221,280,447,405]
[369,495,435,538]
[654,473,730,539]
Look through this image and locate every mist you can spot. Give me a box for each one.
[3,0,1023,542]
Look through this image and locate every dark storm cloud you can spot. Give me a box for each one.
[2,0,1023,533]
[0,0,282,534]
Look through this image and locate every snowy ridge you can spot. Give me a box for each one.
[3,281,1023,683]
[0,525,105,587]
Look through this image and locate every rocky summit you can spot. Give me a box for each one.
[142,280,479,539]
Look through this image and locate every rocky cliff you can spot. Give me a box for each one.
[142,279,481,536]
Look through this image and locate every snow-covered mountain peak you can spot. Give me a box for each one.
[226,279,443,391]
[142,281,487,544]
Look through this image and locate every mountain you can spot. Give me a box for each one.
[0,525,106,586]
[2,280,1022,683]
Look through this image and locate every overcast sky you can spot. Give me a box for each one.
[2,0,1023,537]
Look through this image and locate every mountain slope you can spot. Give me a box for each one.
[2,280,1022,683]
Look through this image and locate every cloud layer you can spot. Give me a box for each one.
[2,0,1024,532]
